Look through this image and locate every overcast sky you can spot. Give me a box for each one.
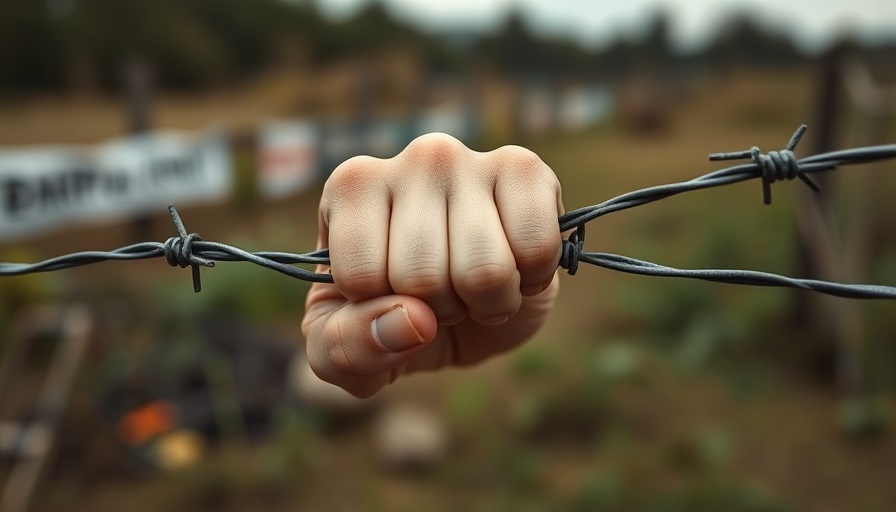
[318,0,896,53]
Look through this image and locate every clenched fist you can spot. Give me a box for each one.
[301,133,563,397]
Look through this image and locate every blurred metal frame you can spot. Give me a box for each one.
[0,306,93,512]
[795,48,896,421]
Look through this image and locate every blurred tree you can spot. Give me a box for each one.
[698,12,803,68]
[0,0,69,91]
[0,0,878,94]
[597,9,676,76]
[315,1,460,73]
[639,10,676,69]
[475,8,593,78]
[0,0,328,92]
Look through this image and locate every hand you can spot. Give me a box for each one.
[301,133,563,397]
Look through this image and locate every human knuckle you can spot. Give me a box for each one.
[394,265,445,297]
[497,146,559,188]
[498,145,543,172]
[459,261,515,292]
[339,257,387,290]
[501,144,542,166]
[325,156,380,196]
[516,236,561,270]
[319,324,368,380]
[405,132,465,171]
[326,345,367,381]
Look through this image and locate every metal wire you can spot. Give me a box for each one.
[0,205,333,293]
[2,125,896,299]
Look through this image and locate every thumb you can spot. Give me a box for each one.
[302,290,438,398]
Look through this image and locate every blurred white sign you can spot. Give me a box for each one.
[522,85,555,136]
[0,130,232,241]
[257,120,318,199]
[558,84,613,130]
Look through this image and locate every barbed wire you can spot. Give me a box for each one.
[2,125,896,299]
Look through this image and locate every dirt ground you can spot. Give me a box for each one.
[2,68,896,512]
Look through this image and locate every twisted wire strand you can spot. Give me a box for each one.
[1,125,896,299]
[0,206,334,291]
[557,127,896,231]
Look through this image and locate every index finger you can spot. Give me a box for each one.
[491,146,563,296]
[320,155,393,302]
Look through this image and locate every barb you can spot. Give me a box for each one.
[1,126,896,299]
[0,207,334,286]
[163,205,214,292]
[709,125,821,205]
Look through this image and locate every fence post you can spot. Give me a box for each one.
[794,44,870,428]
[124,56,155,243]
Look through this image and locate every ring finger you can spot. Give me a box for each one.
[449,182,521,324]
[388,186,467,325]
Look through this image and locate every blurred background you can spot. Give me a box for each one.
[1,0,896,510]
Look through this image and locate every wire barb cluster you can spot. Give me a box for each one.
[1,125,896,300]
[163,205,213,292]
[709,125,822,204]
[558,225,585,276]
[555,125,896,299]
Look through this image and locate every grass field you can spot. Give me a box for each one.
[2,68,896,512]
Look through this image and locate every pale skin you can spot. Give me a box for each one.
[301,132,564,398]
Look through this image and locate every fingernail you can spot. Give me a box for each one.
[480,314,510,326]
[521,283,545,296]
[439,310,467,326]
[372,305,427,353]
